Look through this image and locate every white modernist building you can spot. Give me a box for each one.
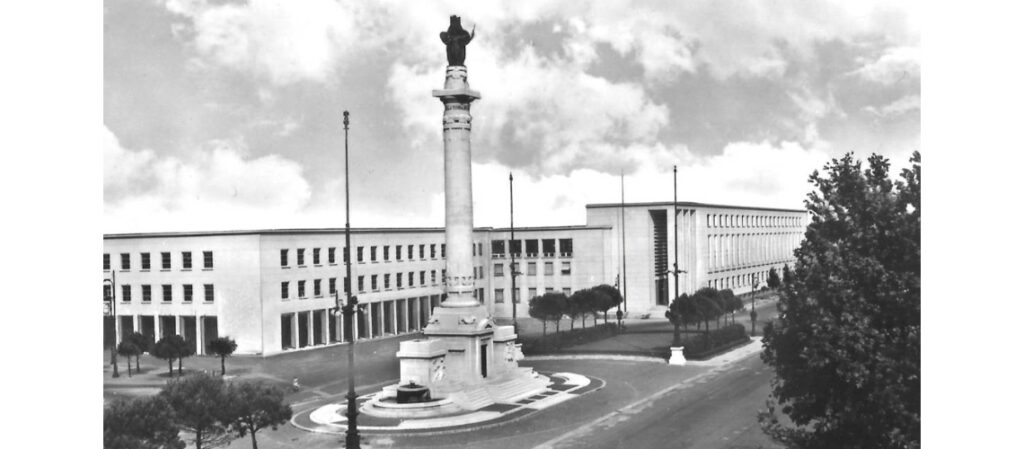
[102,201,805,356]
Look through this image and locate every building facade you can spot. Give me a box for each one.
[102,201,805,356]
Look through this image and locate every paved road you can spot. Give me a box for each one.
[534,354,782,449]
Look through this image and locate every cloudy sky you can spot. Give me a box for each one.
[103,0,920,233]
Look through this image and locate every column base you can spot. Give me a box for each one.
[668,346,687,366]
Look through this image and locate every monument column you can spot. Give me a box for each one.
[433,65,480,308]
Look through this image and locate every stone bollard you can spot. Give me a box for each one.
[668,346,687,366]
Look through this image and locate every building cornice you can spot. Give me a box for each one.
[585,201,805,214]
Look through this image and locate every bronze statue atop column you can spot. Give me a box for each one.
[440,15,475,66]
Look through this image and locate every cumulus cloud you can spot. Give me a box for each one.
[851,46,920,85]
[164,0,362,85]
[104,127,313,232]
[865,94,920,117]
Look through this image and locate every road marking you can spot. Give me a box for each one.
[533,341,763,449]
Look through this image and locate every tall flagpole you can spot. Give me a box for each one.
[509,172,517,335]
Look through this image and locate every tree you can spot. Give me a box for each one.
[691,287,723,333]
[152,337,180,377]
[529,293,565,344]
[117,341,142,377]
[591,284,623,324]
[207,337,238,376]
[719,289,742,324]
[161,372,235,449]
[170,335,196,376]
[126,331,153,372]
[104,395,185,449]
[665,294,689,346]
[760,152,920,449]
[781,263,794,286]
[569,289,597,330]
[226,381,293,449]
[767,267,781,289]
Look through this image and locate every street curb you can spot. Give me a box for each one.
[523,354,667,363]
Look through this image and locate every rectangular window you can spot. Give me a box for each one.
[204,284,214,302]
[528,287,537,299]
[103,253,110,271]
[162,285,172,302]
[297,248,305,266]
[544,261,554,276]
[396,245,402,260]
[298,280,306,298]
[344,277,350,293]
[203,251,213,269]
[313,248,321,265]
[420,271,426,285]
[546,287,554,293]
[495,288,505,303]
[182,251,192,269]
[397,273,403,288]
[511,262,519,275]
[280,249,289,267]
[370,246,377,262]
[357,246,364,262]
[383,246,390,261]
[314,279,322,296]
[509,239,522,256]
[525,240,539,257]
[431,270,437,284]
[328,247,336,264]
[442,269,447,281]
[371,275,379,291]
[183,284,193,302]
[122,285,131,302]
[494,263,504,277]
[542,239,556,256]
[161,252,171,270]
[141,253,151,270]
[419,244,425,259]
[408,244,414,260]
[329,278,336,294]
[441,244,446,258]
[430,244,436,259]
[358,276,365,292]
[408,272,414,287]
[513,288,520,303]
[384,274,391,289]
[492,240,505,256]
[142,285,152,302]
[561,261,571,275]
[528,262,537,276]
[472,244,476,256]
[559,239,573,257]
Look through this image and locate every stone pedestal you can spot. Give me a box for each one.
[668,346,687,366]
[396,338,447,392]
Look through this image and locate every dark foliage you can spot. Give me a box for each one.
[225,381,293,449]
[760,152,920,449]
[104,395,185,449]
[160,372,234,449]
[207,337,239,376]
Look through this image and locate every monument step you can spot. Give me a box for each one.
[488,374,549,404]
[449,386,495,411]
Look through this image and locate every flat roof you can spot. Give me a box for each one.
[104,225,611,240]
[586,201,805,214]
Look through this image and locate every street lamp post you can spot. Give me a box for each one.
[104,271,119,378]
[750,273,759,337]
[509,172,518,336]
[340,110,361,449]
[614,275,623,332]
[673,165,679,306]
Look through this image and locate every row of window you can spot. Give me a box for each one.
[490,239,573,257]
[493,287,570,303]
[104,251,213,271]
[105,283,215,303]
[280,243,486,267]
[280,266,485,299]
[707,214,801,229]
[493,261,571,277]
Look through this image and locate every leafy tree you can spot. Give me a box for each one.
[152,337,180,378]
[767,267,781,289]
[781,263,794,286]
[126,331,153,372]
[104,395,185,449]
[161,372,235,449]
[565,290,584,331]
[665,294,689,346]
[719,289,742,325]
[528,293,564,342]
[117,341,141,377]
[691,287,723,333]
[569,289,598,330]
[226,381,293,449]
[169,335,196,376]
[207,337,238,376]
[591,284,623,324]
[760,152,920,449]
